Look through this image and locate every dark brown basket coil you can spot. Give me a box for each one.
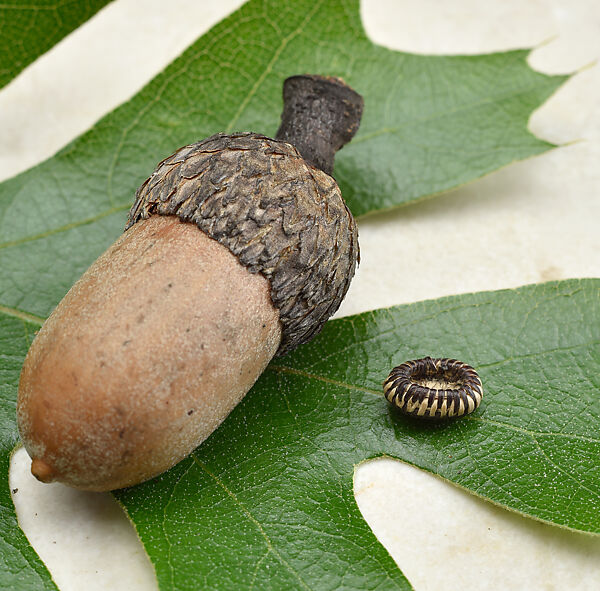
[383,357,483,419]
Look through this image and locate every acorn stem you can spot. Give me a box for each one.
[275,74,363,176]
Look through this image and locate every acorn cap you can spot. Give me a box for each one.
[127,75,363,356]
[127,132,357,355]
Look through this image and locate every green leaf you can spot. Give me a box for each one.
[0,0,567,321]
[0,0,111,90]
[113,279,600,590]
[0,0,583,588]
[0,312,56,590]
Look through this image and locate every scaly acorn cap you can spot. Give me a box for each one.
[126,75,363,356]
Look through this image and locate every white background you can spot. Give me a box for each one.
[2,1,600,589]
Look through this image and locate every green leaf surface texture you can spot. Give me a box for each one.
[0,0,567,322]
[0,0,583,589]
[0,0,111,90]
[115,279,600,590]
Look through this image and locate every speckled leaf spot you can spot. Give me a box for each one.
[383,357,483,419]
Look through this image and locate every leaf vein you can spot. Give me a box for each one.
[191,454,313,590]
[224,0,324,133]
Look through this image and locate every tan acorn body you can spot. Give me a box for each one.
[18,216,281,490]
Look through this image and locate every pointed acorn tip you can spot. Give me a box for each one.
[31,458,56,483]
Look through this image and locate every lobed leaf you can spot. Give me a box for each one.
[0,1,583,589]
[0,0,567,320]
[116,279,600,590]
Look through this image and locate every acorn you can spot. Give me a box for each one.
[17,74,363,491]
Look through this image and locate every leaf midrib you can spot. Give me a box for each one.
[0,48,562,251]
[268,340,600,446]
[0,306,44,325]
[352,77,562,147]
[191,454,313,590]
[0,204,130,251]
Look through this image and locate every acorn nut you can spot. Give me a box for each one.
[17,75,363,491]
